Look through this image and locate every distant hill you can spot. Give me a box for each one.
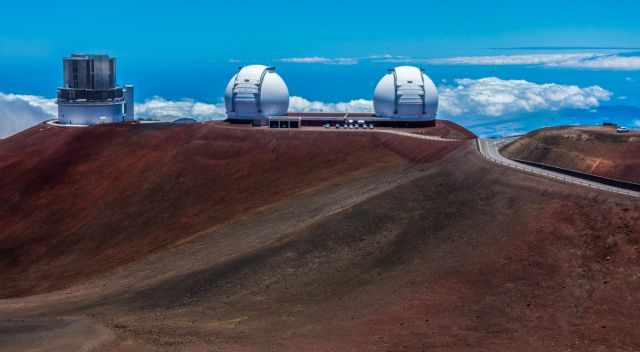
[502,125,640,183]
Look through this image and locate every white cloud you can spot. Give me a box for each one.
[135,97,226,121]
[289,96,373,113]
[438,78,612,117]
[367,54,409,60]
[429,53,640,71]
[367,54,413,63]
[549,55,640,70]
[274,52,640,70]
[428,53,597,66]
[0,93,56,138]
[278,57,359,65]
[277,54,412,65]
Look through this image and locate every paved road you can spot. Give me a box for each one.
[477,138,640,199]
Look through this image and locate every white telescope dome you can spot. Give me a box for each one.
[225,65,289,119]
[373,66,438,120]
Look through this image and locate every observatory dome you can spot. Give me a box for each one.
[373,66,438,120]
[225,65,289,119]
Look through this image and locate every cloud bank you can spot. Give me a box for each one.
[289,96,373,113]
[438,78,612,117]
[0,78,613,138]
[137,96,374,119]
[288,78,612,118]
[276,52,640,70]
[278,55,411,65]
[428,53,597,66]
[0,93,57,138]
[278,57,359,65]
[135,97,226,121]
[271,49,640,71]
[428,52,640,71]
[551,54,640,70]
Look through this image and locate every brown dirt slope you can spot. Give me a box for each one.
[1,122,640,351]
[1,141,639,352]
[0,122,463,298]
[502,125,640,183]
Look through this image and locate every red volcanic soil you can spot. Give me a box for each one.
[0,122,463,298]
[1,121,640,351]
[502,125,640,183]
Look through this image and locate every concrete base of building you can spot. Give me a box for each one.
[371,120,436,128]
[58,101,126,125]
[225,114,437,128]
[46,120,89,128]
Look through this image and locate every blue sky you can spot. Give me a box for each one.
[2,0,640,61]
[2,0,640,138]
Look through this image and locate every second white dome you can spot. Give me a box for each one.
[373,66,438,120]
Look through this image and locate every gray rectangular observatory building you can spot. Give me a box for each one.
[63,54,116,90]
[57,54,134,125]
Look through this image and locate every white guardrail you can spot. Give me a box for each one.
[476,138,640,199]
